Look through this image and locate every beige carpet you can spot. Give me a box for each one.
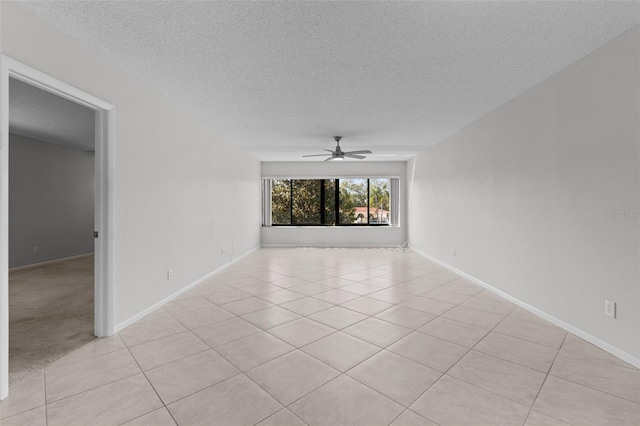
[9,254,95,384]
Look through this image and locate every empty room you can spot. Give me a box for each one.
[8,77,97,387]
[0,1,639,426]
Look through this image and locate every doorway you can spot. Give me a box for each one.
[8,77,97,384]
[0,56,115,399]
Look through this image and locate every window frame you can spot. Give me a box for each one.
[269,177,393,227]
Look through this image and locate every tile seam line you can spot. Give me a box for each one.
[43,355,143,405]
[471,345,554,375]
[558,347,639,371]
[545,371,640,407]
[404,308,532,423]
[524,333,569,426]
[242,323,413,413]
[118,342,168,423]
[43,339,125,372]
[490,329,564,351]
[245,358,339,415]
[44,368,49,426]
[444,335,549,409]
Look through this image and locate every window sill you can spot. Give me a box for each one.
[263,225,400,229]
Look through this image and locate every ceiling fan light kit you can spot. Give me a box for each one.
[303,136,372,161]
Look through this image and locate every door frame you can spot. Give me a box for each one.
[0,55,116,399]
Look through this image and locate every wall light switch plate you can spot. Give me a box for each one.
[605,300,616,319]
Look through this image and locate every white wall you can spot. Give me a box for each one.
[409,27,640,361]
[261,161,407,247]
[9,134,94,268]
[1,2,261,326]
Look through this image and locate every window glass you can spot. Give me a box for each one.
[339,178,368,224]
[271,179,291,225]
[323,179,337,225]
[292,179,322,224]
[369,178,390,224]
[268,178,394,226]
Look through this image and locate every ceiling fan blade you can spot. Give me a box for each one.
[304,137,370,160]
[343,150,372,155]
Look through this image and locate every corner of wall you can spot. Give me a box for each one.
[114,244,260,333]
[410,246,640,369]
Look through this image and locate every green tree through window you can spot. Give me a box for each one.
[271,179,291,224]
[270,178,391,226]
[339,179,368,224]
[369,179,390,224]
[292,180,321,224]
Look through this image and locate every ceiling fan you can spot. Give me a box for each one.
[302,136,372,161]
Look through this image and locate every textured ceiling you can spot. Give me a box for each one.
[9,77,95,151]
[19,1,640,161]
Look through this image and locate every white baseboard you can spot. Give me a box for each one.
[260,244,399,248]
[9,252,94,272]
[411,247,640,369]
[114,246,260,333]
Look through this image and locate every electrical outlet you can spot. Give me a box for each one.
[605,300,616,318]
[33,246,38,254]
[221,249,225,255]
[453,248,456,257]
[167,268,173,280]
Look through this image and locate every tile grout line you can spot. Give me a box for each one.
[25,248,638,425]
[397,306,525,424]
[440,309,544,400]
[190,317,263,348]
[239,265,535,425]
[546,371,640,407]
[217,296,412,419]
[523,333,570,426]
[471,345,553,375]
[120,318,190,348]
[243,364,317,425]
[251,406,309,426]
[490,328,565,351]
[43,369,49,426]
[37,337,126,372]
[150,370,244,412]
[152,347,302,424]
[340,348,437,415]
[559,347,639,371]
[120,338,177,425]
[135,317,254,425]
[158,368,242,408]
[219,260,547,400]
[279,297,446,422]
[387,408,442,426]
[40,349,145,407]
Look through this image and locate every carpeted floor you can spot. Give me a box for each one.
[9,254,95,384]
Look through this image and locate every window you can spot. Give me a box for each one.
[292,180,322,224]
[339,179,368,224]
[271,179,291,225]
[263,178,398,226]
[323,179,337,226]
[369,178,390,224]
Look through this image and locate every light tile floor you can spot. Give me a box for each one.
[2,248,640,425]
